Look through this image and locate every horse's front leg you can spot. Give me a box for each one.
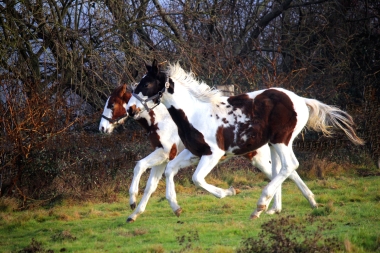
[165,149,199,217]
[127,163,166,223]
[129,148,168,210]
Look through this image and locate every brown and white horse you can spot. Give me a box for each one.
[99,84,317,222]
[126,59,364,219]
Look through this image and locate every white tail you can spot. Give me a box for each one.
[305,98,365,145]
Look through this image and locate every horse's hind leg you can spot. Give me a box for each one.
[252,145,317,216]
[288,171,318,209]
[127,163,166,223]
[251,143,299,219]
[250,145,282,216]
[266,146,282,215]
[266,146,317,213]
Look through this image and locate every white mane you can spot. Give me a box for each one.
[165,63,223,104]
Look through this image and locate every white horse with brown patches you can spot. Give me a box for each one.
[126,59,364,219]
[99,84,317,222]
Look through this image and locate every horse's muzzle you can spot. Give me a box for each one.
[99,126,107,134]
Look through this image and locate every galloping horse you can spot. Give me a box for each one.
[99,84,317,222]
[126,59,364,219]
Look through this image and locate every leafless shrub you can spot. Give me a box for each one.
[237,215,341,253]
[1,0,378,205]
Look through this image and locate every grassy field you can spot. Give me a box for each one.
[0,175,379,252]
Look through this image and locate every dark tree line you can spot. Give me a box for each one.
[0,0,379,201]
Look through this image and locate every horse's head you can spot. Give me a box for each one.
[127,59,168,118]
[99,84,132,133]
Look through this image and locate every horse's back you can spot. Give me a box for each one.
[243,88,309,144]
[246,88,308,117]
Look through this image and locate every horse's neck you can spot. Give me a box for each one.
[140,103,170,123]
[162,89,213,117]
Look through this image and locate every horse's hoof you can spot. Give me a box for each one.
[250,214,259,220]
[229,186,241,195]
[130,203,136,210]
[126,218,135,223]
[257,204,267,211]
[174,208,183,217]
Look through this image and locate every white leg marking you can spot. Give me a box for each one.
[129,148,168,209]
[251,145,281,216]
[266,146,282,215]
[191,150,233,199]
[165,149,199,214]
[127,163,166,222]
[288,172,318,208]
[251,143,299,219]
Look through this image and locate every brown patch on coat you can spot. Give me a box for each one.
[219,155,227,161]
[169,143,177,160]
[136,117,150,131]
[168,106,212,157]
[167,78,175,94]
[254,89,297,145]
[134,111,163,149]
[108,84,132,120]
[216,89,297,155]
[147,110,163,149]
[226,94,251,110]
[216,126,226,151]
[243,151,258,161]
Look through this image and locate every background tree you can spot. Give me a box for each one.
[1,0,379,202]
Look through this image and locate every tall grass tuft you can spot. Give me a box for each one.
[0,197,20,212]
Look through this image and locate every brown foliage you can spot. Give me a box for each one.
[0,0,379,205]
[237,215,342,253]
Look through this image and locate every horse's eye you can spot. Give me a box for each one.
[144,83,149,88]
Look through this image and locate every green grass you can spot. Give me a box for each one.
[0,176,379,252]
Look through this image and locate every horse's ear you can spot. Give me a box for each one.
[117,84,127,96]
[145,59,159,76]
[152,59,158,67]
[122,83,127,93]
[151,59,159,76]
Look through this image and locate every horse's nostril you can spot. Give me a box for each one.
[101,126,105,133]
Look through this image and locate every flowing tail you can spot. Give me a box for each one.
[304,98,365,145]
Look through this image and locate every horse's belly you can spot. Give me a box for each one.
[216,123,268,156]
